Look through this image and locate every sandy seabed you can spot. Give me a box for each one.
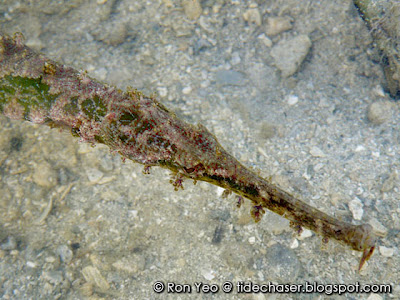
[0,1,399,299]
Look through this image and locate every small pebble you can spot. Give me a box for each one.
[379,246,394,257]
[1,236,17,251]
[171,18,195,37]
[243,8,262,26]
[182,0,202,20]
[193,38,212,54]
[372,151,380,158]
[372,85,386,98]
[110,24,127,46]
[26,37,43,51]
[26,261,37,268]
[298,228,313,240]
[80,282,94,297]
[43,270,64,285]
[257,33,272,47]
[45,256,57,263]
[215,70,245,86]
[157,87,168,98]
[86,168,104,184]
[201,269,216,281]
[290,239,299,249]
[270,35,311,77]
[287,94,298,106]
[82,266,110,291]
[33,161,57,188]
[367,101,393,125]
[212,4,221,13]
[367,294,383,300]
[248,236,256,244]
[355,145,366,152]
[310,146,325,157]
[369,218,388,237]
[182,86,192,95]
[348,198,364,220]
[381,171,396,193]
[56,245,73,264]
[265,16,293,36]
[99,23,127,46]
[216,187,225,197]
[42,282,53,296]
[231,52,241,65]
[128,210,138,218]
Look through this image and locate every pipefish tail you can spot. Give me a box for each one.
[0,31,377,270]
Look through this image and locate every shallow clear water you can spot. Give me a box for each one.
[0,1,399,299]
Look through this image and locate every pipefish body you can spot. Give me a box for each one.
[0,31,377,270]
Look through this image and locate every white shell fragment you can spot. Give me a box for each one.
[310,146,325,157]
[290,239,299,249]
[298,228,313,240]
[349,198,364,220]
[379,246,394,257]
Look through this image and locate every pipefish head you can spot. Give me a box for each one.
[344,223,377,271]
